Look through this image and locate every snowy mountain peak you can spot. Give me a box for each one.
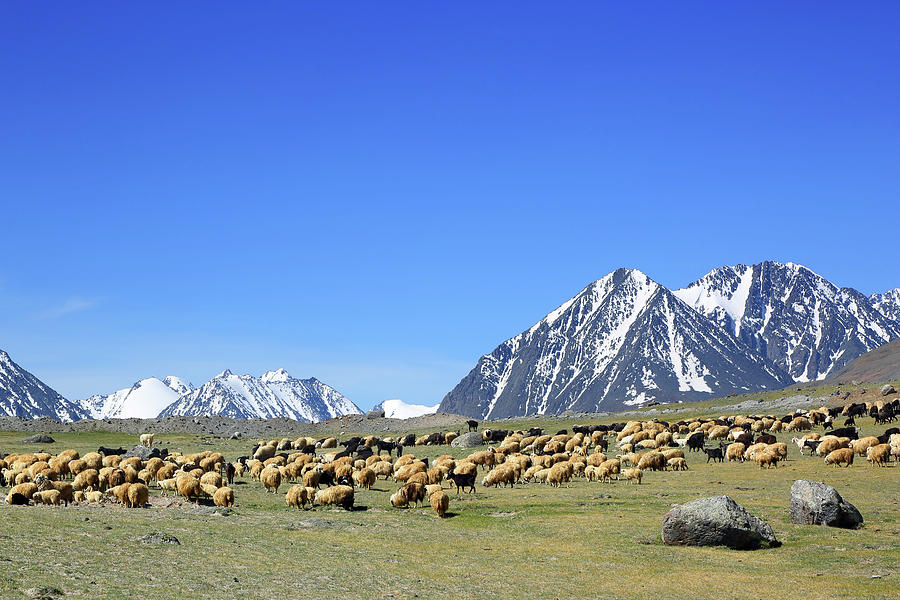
[83,376,191,420]
[261,368,291,383]
[676,261,900,382]
[374,399,439,419]
[440,267,789,418]
[0,348,88,422]
[871,288,900,322]
[159,369,362,422]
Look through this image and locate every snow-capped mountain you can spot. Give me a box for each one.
[374,398,439,419]
[871,288,900,323]
[675,261,900,382]
[439,269,791,419]
[0,349,89,421]
[83,376,194,419]
[158,368,361,422]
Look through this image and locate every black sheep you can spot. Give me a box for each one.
[446,472,476,495]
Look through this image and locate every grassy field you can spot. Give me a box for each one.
[1,409,898,599]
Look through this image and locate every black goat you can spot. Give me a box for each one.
[466,420,479,432]
[703,447,724,463]
[686,432,705,452]
[446,472,476,495]
[98,446,127,456]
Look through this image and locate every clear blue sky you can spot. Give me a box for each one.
[1,3,898,408]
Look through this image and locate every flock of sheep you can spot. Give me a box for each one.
[2,397,898,518]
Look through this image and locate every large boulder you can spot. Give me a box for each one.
[789,480,863,529]
[880,384,895,397]
[662,495,780,549]
[21,434,55,444]
[122,445,162,461]
[365,409,385,419]
[450,431,484,448]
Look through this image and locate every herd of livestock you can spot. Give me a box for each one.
[2,397,898,518]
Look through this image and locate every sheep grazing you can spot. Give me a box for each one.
[176,476,201,503]
[482,465,517,488]
[824,448,854,467]
[598,459,620,483]
[430,490,450,518]
[850,436,880,456]
[866,444,891,467]
[546,463,571,488]
[260,466,282,494]
[72,469,100,492]
[622,468,643,484]
[314,485,354,510]
[285,485,311,510]
[725,443,746,462]
[33,489,62,506]
[139,433,154,447]
[211,486,234,507]
[352,467,376,490]
[637,452,667,471]
[667,457,688,471]
[753,450,778,469]
[125,483,149,508]
[390,488,410,508]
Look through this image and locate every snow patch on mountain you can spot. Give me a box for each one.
[374,398,439,419]
[0,349,88,421]
[84,376,193,419]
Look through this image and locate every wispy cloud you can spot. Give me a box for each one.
[38,298,97,320]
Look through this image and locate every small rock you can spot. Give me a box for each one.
[662,495,780,549]
[230,432,242,439]
[365,409,385,419]
[25,586,63,599]
[21,434,55,444]
[789,480,863,529]
[139,532,180,545]
[188,506,233,516]
[880,384,895,396]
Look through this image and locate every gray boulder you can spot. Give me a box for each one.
[122,445,157,460]
[880,384,895,396]
[365,408,385,419]
[789,480,863,529]
[662,495,780,549]
[21,434,55,444]
[450,431,484,448]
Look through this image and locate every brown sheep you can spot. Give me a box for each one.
[637,452,667,472]
[353,467,376,490]
[598,459,620,483]
[623,467,643,484]
[815,436,848,457]
[824,448,854,467]
[73,469,101,492]
[726,443,746,462]
[285,484,311,510]
[430,490,450,518]
[866,444,891,467]
[667,457,688,471]
[753,450,779,469]
[176,476,201,502]
[33,489,62,506]
[260,466,282,493]
[214,486,235,507]
[314,485,354,510]
[126,483,149,508]
[851,436,880,456]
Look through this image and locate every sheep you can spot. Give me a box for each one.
[753,450,779,469]
[73,491,86,503]
[139,433,154,447]
[546,463,571,488]
[85,491,104,503]
[824,448,854,467]
[201,471,223,488]
[33,489,62,506]
[353,467,376,490]
[430,490,450,518]
[371,461,393,479]
[394,462,427,482]
[785,417,812,432]
[598,459,620,483]
[302,467,322,489]
[176,476,201,502]
[73,469,100,491]
[660,448,684,461]
[107,483,131,505]
[214,486,235,507]
[622,468,643,484]
[850,436,880,456]
[866,444,891,467]
[260,466,282,494]
[126,483,149,508]
[815,436,848,457]
[285,485,311,510]
[482,465,517,488]
[157,478,177,496]
[407,472,428,486]
[390,487,410,508]
[314,485,354,510]
[726,443,746,462]
[667,457,688,471]
[637,452,667,471]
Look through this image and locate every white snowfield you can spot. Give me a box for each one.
[377,398,439,419]
[83,376,193,420]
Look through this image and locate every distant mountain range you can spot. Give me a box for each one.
[2,260,898,422]
[440,261,900,418]
[0,351,361,422]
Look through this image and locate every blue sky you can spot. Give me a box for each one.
[1,3,898,408]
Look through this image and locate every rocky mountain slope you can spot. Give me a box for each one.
[158,368,361,422]
[0,349,88,421]
[675,261,900,382]
[440,269,791,418]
